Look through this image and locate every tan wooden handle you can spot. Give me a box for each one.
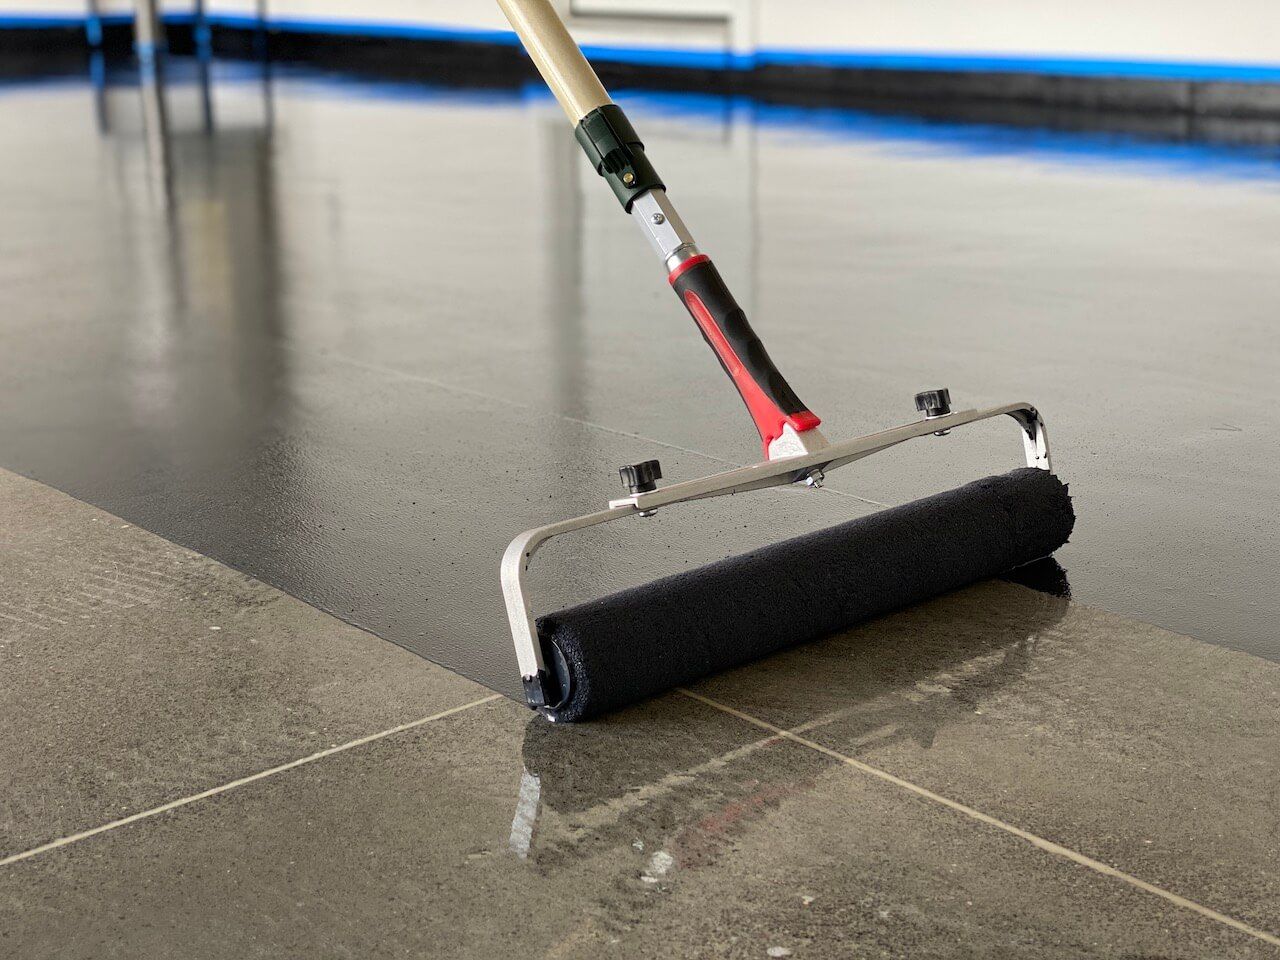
[496,0,612,122]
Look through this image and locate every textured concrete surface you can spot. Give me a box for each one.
[5,696,1276,960]
[0,468,488,857]
[2,468,1278,958]
[694,584,1280,938]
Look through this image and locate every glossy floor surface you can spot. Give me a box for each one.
[3,60,1280,696]
[3,466,1278,957]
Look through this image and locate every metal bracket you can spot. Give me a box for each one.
[767,422,831,460]
[630,189,699,272]
[502,402,1052,712]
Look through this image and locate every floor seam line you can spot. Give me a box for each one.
[677,688,1280,949]
[278,341,889,509]
[0,693,502,870]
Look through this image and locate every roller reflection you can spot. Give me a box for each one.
[509,571,1069,866]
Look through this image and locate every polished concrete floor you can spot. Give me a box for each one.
[2,468,1278,957]
[2,59,1280,956]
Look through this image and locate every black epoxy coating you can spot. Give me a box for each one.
[539,468,1073,721]
[2,60,1278,695]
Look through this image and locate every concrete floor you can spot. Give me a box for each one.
[3,467,1278,957]
[2,60,1280,956]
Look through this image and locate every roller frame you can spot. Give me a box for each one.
[503,402,1053,714]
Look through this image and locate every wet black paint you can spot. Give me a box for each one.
[2,59,1277,697]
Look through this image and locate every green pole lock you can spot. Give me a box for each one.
[574,104,665,211]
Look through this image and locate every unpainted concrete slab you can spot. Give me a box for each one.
[0,468,488,857]
[692,582,1280,937]
[3,692,1277,960]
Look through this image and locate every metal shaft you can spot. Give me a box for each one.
[495,0,611,122]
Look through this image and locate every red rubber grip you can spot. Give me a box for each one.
[670,256,820,456]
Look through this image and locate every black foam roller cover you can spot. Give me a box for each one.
[537,467,1074,722]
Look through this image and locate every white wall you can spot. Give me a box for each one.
[217,0,740,57]
[214,0,507,32]
[756,0,1280,65]
[4,0,1280,69]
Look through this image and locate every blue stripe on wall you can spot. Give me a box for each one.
[4,11,1280,84]
[0,13,110,28]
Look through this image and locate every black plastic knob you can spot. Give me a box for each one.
[915,388,952,418]
[619,459,662,494]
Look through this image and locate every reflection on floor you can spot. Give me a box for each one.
[2,468,1277,958]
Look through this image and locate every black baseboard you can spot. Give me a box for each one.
[212,26,536,90]
[0,26,89,79]
[754,64,1191,115]
[753,63,1280,121]
[0,21,198,73]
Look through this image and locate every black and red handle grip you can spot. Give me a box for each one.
[669,255,821,456]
